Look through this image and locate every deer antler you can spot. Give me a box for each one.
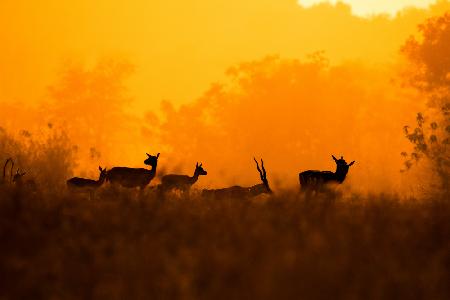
[332,155,338,162]
[10,160,14,184]
[254,157,265,180]
[3,158,12,182]
[261,159,267,179]
[254,157,271,192]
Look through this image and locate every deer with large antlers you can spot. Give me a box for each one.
[67,166,107,198]
[2,158,37,190]
[299,155,355,191]
[106,152,160,189]
[202,158,272,199]
[159,162,207,195]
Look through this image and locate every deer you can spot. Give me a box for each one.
[67,166,107,198]
[2,158,37,190]
[106,152,160,189]
[202,158,272,200]
[12,168,27,184]
[158,162,207,196]
[299,155,355,191]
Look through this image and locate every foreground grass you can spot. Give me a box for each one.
[0,187,449,299]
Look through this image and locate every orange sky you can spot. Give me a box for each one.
[1,0,449,111]
[1,1,448,195]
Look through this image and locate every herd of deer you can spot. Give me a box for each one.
[65,153,355,199]
[1,153,355,199]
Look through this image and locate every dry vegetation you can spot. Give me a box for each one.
[0,185,449,299]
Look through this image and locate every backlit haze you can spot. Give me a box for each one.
[298,0,437,16]
[1,0,449,195]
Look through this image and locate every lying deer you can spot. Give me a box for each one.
[12,168,27,184]
[2,158,37,190]
[106,153,159,189]
[159,162,207,195]
[67,166,107,198]
[202,158,272,199]
[299,155,355,190]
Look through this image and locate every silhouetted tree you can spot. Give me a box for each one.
[44,59,137,168]
[402,13,450,195]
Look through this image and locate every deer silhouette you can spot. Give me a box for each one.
[202,158,272,199]
[67,166,107,197]
[106,153,160,189]
[2,158,36,190]
[299,155,355,190]
[12,168,27,184]
[159,162,207,195]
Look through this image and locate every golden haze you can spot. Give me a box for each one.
[1,1,449,195]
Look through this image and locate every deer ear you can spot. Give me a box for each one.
[157,153,160,158]
[99,166,102,171]
[146,153,150,157]
[200,163,202,167]
[196,162,199,167]
[332,155,337,162]
[348,161,355,167]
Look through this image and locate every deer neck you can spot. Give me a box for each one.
[148,163,158,180]
[97,175,106,186]
[149,162,158,177]
[190,171,200,184]
[334,167,349,183]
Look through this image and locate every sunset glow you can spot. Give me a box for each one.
[1,1,449,298]
[298,0,436,16]
[0,0,449,190]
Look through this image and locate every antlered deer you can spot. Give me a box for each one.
[202,158,271,199]
[299,155,355,190]
[67,166,107,198]
[159,162,207,195]
[2,158,37,190]
[106,153,159,189]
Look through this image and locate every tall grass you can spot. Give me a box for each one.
[0,185,448,300]
[1,129,448,299]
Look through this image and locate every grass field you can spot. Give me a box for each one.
[0,186,449,300]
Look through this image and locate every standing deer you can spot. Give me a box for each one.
[106,153,160,189]
[299,155,355,190]
[159,162,207,195]
[67,166,107,198]
[202,158,272,199]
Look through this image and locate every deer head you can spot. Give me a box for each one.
[98,166,108,181]
[195,162,208,176]
[13,168,26,183]
[332,155,355,182]
[144,152,160,167]
[254,157,271,193]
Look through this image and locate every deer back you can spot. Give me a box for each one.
[161,174,193,188]
[67,177,99,189]
[106,167,155,188]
